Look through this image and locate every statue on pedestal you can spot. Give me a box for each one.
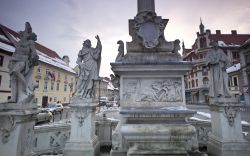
[75,35,102,99]
[206,41,231,98]
[8,22,39,103]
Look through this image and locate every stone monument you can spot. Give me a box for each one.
[206,41,250,156]
[63,35,101,156]
[110,0,201,155]
[0,22,39,156]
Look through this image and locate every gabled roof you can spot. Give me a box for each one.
[209,34,250,46]
[0,24,61,59]
[0,23,75,74]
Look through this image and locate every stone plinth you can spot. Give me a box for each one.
[111,60,201,156]
[121,108,198,156]
[0,102,39,156]
[63,98,100,156]
[207,97,250,156]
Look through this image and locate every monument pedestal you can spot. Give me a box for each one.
[63,99,100,156]
[0,102,39,156]
[207,98,250,156]
[121,108,198,156]
[110,62,201,156]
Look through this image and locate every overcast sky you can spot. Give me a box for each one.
[0,0,249,77]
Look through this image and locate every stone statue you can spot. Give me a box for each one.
[115,40,124,62]
[206,41,231,98]
[8,22,39,103]
[75,35,102,99]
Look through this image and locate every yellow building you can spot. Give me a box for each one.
[0,24,76,106]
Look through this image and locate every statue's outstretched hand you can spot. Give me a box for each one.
[95,35,100,41]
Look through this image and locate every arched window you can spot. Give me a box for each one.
[203,77,209,85]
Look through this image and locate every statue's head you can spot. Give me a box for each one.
[19,22,37,41]
[83,39,91,48]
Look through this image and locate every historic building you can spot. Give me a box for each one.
[0,24,76,106]
[183,21,250,104]
[240,38,250,104]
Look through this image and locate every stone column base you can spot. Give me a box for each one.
[63,136,100,156]
[208,135,250,156]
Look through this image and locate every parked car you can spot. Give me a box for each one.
[47,103,63,113]
[36,109,52,124]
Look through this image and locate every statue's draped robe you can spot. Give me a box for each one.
[206,48,231,97]
[76,42,102,98]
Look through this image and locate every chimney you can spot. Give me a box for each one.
[62,55,70,66]
[206,29,211,35]
[216,30,221,35]
[231,30,237,35]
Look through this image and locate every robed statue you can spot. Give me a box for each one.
[206,41,231,98]
[75,35,102,99]
[8,22,39,103]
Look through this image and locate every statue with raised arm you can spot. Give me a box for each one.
[206,41,231,98]
[75,35,102,99]
[8,22,39,103]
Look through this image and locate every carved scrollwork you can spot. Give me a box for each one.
[75,109,90,127]
[224,105,238,126]
[0,115,17,143]
[50,131,69,147]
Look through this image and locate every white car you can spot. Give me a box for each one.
[36,109,52,124]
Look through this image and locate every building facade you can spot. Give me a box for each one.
[0,24,76,106]
[183,21,250,104]
[240,38,250,104]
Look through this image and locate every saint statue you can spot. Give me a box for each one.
[206,41,231,98]
[75,35,102,99]
[8,22,39,103]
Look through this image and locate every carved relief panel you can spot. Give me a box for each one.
[122,77,184,107]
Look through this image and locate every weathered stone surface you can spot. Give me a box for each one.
[126,0,180,53]
[206,41,231,98]
[7,22,39,104]
[63,99,99,156]
[208,98,250,156]
[75,35,102,99]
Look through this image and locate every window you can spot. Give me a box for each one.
[192,80,195,88]
[232,51,239,60]
[56,82,60,91]
[64,97,66,102]
[36,80,40,88]
[64,84,67,92]
[202,66,208,76]
[46,69,50,76]
[37,66,41,73]
[200,37,207,48]
[196,79,198,87]
[199,53,203,59]
[49,97,52,102]
[44,81,48,90]
[0,55,4,66]
[0,75,2,87]
[233,76,238,86]
[54,97,57,102]
[189,82,191,88]
[203,77,209,85]
[245,54,250,65]
[51,82,54,90]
